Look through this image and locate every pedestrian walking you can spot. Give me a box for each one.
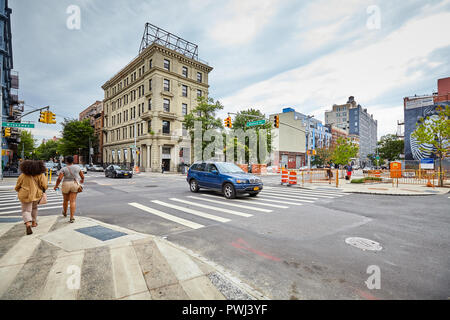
[346,163,353,181]
[53,156,84,223]
[14,160,48,235]
[326,163,333,184]
[161,163,165,174]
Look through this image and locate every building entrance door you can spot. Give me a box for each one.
[162,159,170,172]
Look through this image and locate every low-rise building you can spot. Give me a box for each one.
[79,100,104,164]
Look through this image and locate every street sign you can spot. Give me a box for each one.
[420,158,434,169]
[2,122,35,128]
[376,156,380,160]
[246,120,266,127]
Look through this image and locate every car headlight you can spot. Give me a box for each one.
[236,180,248,184]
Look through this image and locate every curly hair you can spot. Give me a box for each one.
[20,160,47,176]
[65,156,74,164]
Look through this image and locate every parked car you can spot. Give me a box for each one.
[187,161,263,199]
[44,162,58,174]
[74,164,87,174]
[105,165,133,178]
[91,165,105,172]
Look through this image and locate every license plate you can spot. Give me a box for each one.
[124,173,128,176]
[253,187,259,191]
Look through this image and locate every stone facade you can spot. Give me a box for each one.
[102,43,213,172]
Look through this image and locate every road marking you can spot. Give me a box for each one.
[0,200,63,211]
[0,205,63,215]
[170,198,252,218]
[229,198,289,209]
[0,196,61,206]
[152,200,231,223]
[259,194,314,203]
[265,186,344,196]
[190,195,273,213]
[128,202,204,230]
[263,189,337,199]
[246,197,304,206]
[261,191,321,200]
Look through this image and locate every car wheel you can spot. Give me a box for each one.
[223,183,236,199]
[249,192,259,197]
[114,173,117,179]
[189,179,199,193]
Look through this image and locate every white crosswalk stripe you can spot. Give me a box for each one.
[247,197,304,206]
[170,198,253,217]
[0,190,63,216]
[191,195,273,213]
[262,191,321,200]
[265,186,345,197]
[151,200,231,223]
[258,194,315,203]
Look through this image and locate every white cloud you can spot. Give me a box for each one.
[207,0,280,46]
[219,10,450,138]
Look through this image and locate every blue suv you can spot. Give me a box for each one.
[187,161,263,199]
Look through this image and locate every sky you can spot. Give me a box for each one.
[10,0,450,143]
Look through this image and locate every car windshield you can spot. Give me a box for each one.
[113,166,127,170]
[215,163,244,174]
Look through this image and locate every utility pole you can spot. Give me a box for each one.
[306,115,314,169]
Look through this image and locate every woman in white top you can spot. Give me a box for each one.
[53,156,84,223]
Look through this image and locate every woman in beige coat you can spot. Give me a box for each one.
[14,160,48,235]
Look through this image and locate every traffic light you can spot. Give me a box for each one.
[4,127,11,137]
[274,115,280,128]
[39,111,47,123]
[48,112,56,124]
[224,117,232,128]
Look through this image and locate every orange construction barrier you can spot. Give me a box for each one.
[288,171,297,185]
[135,166,140,173]
[281,169,288,184]
[277,166,281,174]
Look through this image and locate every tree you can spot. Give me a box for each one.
[35,140,60,161]
[230,108,272,164]
[331,137,359,166]
[312,146,335,167]
[377,134,404,162]
[183,96,224,158]
[57,119,95,160]
[18,130,36,159]
[412,105,450,187]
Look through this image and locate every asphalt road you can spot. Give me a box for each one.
[8,172,449,300]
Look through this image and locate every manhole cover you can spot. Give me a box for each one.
[144,185,157,188]
[345,237,382,251]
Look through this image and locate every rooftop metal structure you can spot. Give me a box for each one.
[139,23,199,61]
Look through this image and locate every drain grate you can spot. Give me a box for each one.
[345,237,382,251]
[144,185,158,188]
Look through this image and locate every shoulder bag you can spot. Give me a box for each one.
[67,166,83,193]
[32,175,47,205]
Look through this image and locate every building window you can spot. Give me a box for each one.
[197,72,202,83]
[197,90,202,98]
[148,99,152,111]
[148,120,152,132]
[149,59,152,69]
[182,66,188,78]
[163,99,170,112]
[149,79,152,91]
[164,79,170,92]
[162,121,170,134]
[164,59,170,71]
[182,103,187,116]
[182,85,188,97]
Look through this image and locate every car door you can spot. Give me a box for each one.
[195,163,208,187]
[204,164,221,190]
[106,165,113,177]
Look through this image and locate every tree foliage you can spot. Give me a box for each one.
[312,146,335,166]
[183,96,224,157]
[411,105,450,186]
[18,130,36,160]
[57,119,95,158]
[331,137,359,165]
[377,134,404,162]
[35,140,60,161]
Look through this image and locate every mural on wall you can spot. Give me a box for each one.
[404,101,449,160]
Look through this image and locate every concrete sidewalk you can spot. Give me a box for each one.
[289,180,449,196]
[0,215,265,300]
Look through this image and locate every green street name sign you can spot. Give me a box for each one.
[246,119,266,127]
[2,122,35,128]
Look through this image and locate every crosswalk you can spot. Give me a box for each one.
[128,186,346,230]
[0,189,63,216]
